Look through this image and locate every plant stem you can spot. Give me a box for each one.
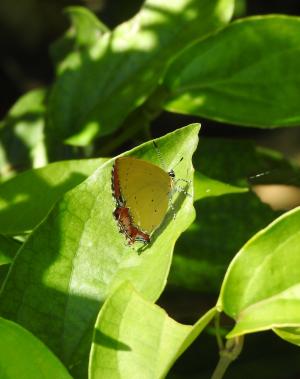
[97,85,169,156]
[211,336,244,379]
[214,313,224,351]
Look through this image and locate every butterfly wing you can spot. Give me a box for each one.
[116,157,171,235]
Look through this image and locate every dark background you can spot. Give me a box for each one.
[1,1,300,378]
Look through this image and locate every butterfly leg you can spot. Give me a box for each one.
[173,178,192,197]
[175,178,192,185]
[168,190,177,220]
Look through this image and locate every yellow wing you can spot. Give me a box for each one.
[116,157,172,234]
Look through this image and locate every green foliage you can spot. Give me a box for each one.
[0,125,199,376]
[0,158,106,234]
[0,317,71,379]
[0,235,20,266]
[48,0,234,146]
[0,89,47,180]
[164,16,300,127]
[219,207,300,337]
[1,1,300,378]
[89,282,216,379]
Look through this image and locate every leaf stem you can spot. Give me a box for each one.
[211,336,244,379]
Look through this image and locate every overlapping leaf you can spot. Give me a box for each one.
[48,0,234,145]
[218,207,300,337]
[0,158,106,235]
[169,138,287,294]
[89,282,216,379]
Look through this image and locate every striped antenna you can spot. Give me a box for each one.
[153,140,190,189]
[153,141,167,171]
[153,140,184,173]
[153,140,192,220]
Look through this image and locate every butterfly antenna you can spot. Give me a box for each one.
[248,170,271,181]
[172,157,184,171]
[153,141,167,171]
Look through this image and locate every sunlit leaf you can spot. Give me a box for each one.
[274,327,300,347]
[48,0,234,145]
[0,88,47,180]
[0,124,199,375]
[89,282,217,379]
[50,6,109,69]
[0,158,106,235]
[218,207,300,337]
[194,171,248,201]
[164,16,300,127]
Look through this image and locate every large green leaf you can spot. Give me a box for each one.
[0,158,106,235]
[48,0,233,145]
[0,317,71,379]
[89,282,217,379]
[0,124,199,374]
[218,207,300,338]
[164,16,300,127]
[0,88,47,180]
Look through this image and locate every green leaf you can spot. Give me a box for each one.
[0,235,20,266]
[164,16,300,127]
[0,317,71,379]
[194,137,300,187]
[274,327,300,347]
[193,171,248,201]
[0,158,106,235]
[169,137,283,294]
[170,191,278,294]
[218,207,300,338]
[0,88,47,180]
[0,236,20,288]
[65,6,109,47]
[0,124,199,374]
[48,0,233,145]
[50,6,109,69]
[89,282,217,379]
